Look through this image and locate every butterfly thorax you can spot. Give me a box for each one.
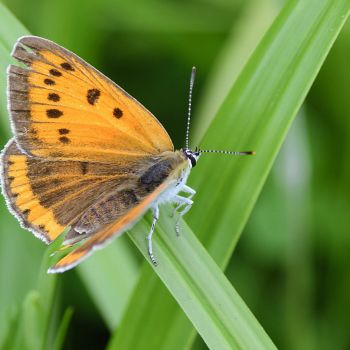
[151,150,193,207]
[140,150,190,193]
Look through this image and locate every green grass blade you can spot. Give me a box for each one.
[108,213,276,350]
[0,3,28,51]
[77,238,139,330]
[107,263,193,350]
[193,0,281,142]
[51,307,74,350]
[0,233,61,350]
[110,0,350,349]
[0,307,20,350]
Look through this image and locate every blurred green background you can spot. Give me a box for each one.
[0,0,349,349]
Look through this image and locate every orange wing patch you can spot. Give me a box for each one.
[1,139,136,243]
[8,36,173,162]
[1,139,64,242]
[49,182,169,273]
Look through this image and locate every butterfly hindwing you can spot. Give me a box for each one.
[1,139,145,243]
[49,181,170,273]
[1,139,63,242]
[8,36,173,162]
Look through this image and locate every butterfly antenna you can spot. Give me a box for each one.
[185,67,255,156]
[199,149,256,156]
[185,66,196,150]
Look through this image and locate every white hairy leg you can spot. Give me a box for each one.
[147,205,159,265]
[172,195,193,235]
[172,185,196,216]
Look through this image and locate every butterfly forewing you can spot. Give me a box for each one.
[8,36,173,162]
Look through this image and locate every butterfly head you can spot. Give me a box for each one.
[182,147,201,168]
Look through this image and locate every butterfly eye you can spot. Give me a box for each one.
[190,156,197,167]
[185,153,197,167]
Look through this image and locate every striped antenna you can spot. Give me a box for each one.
[199,149,255,156]
[185,66,196,150]
[183,67,255,156]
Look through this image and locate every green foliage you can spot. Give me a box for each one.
[0,0,350,349]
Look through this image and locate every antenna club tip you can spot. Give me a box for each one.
[248,151,256,155]
[190,67,197,81]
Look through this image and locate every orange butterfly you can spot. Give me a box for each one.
[0,36,254,273]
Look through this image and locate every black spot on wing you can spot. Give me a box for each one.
[44,78,55,85]
[60,62,75,71]
[38,224,47,233]
[113,108,123,119]
[48,93,60,102]
[49,69,62,77]
[47,109,63,118]
[59,136,70,144]
[58,128,70,135]
[87,89,101,105]
[22,208,31,216]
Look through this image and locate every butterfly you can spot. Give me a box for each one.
[0,36,254,273]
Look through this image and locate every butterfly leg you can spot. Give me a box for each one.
[182,185,196,199]
[147,205,159,266]
[173,195,193,236]
[172,185,196,217]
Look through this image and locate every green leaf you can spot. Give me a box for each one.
[109,0,350,349]
[0,306,20,350]
[107,263,194,350]
[77,238,139,330]
[51,307,74,350]
[109,212,276,350]
[0,3,28,51]
[193,0,281,142]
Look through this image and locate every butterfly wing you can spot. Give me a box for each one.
[8,36,173,162]
[1,139,140,243]
[48,181,170,273]
[3,36,178,271]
